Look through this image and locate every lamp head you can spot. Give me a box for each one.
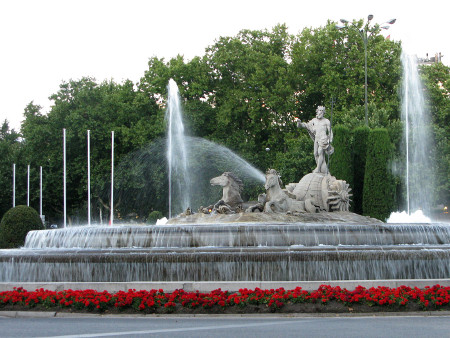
[368,14,374,21]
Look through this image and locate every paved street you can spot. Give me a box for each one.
[1,314,449,337]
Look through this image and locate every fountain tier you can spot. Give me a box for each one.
[1,220,449,282]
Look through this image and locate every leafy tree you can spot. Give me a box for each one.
[272,132,315,183]
[290,20,401,124]
[0,120,21,218]
[203,25,295,169]
[420,62,450,206]
[20,78,164,223]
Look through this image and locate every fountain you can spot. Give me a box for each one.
[0,80,449,285]
[166,79,191,218]
[388,53,434,222]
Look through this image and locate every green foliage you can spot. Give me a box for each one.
[329,125,353,187]
[363,128,395,220]
[147,211,163,225]
[0,120,21,219]
[420,63,450,205]
[0,205,44,248]
[19,78,164,222]
[289,21,401,120]
[272,132,315,183]
[352,126,370,214]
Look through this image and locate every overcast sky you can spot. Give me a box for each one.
[1,0,448,131]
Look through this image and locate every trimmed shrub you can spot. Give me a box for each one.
[0,205,44,248]
[329,125,353,188]
[352,126,370,214]
[363,128,395,221]
[147,210,164,225]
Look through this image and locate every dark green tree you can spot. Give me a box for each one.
[329,125,353,187]
[352,126,370,214]
[363,128,395,220]
[0,120,21,219]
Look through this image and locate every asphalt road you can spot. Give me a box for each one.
[0,314,449,338]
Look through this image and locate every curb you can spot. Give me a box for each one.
[1,310,450,319]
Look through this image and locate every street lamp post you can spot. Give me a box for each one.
[337,15,396,126]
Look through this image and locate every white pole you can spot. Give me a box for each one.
[12,163,15,208]
[27,164,30,206]
[40,166,43,217]
[110,131,114,226]
[87,130,91,226]
[63,128,67,228]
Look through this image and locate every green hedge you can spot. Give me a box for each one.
[352,126,370,214]
[329,124,353,188]
[0,205,44,248]
[362,128,395,221]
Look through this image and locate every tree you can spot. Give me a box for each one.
[0,120,21,219]
[20,78,164,223]
[329,125,353,188]
[363,128,395,220]
[420,62,450,207]
[289,20,401,124]
[352,126,370,214]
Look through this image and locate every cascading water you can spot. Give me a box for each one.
[1,222,449,282]
[388,52,434,223]
[166,79,191,218]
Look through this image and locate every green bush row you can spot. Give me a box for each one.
[331,126,394,221]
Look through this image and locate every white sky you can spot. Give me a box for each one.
[1,0,448,131]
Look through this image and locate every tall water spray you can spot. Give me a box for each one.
[166,79,191,218]
[400,52,434,216]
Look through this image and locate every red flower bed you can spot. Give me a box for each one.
[0,285,449,314]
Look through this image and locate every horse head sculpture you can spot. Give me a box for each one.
[210,172,244,209]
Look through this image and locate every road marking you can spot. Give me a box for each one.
[36,319,307,337]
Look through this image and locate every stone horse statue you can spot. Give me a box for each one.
[209,172,244,213]
[263,169,305,214]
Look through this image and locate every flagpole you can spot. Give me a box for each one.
[27,164,30,206]
[12,163,16,208]
[87,130,91,226]
[40,166,43,218]
[63,128,67,228]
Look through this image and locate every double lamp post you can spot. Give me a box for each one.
[336,15,396,126]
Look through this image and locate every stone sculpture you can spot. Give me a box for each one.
[286,173,352,212]
[262,169,306,214]
[297,106,334,174]
[208,172,244,213]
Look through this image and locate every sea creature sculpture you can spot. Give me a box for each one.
[210,172,244,211]
[263,169,305,213]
